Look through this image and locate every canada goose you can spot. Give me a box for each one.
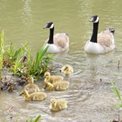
[23,76,40,94]
[60,64,73,76]
[20,90,47,101]
[44,71,63,84]
[43,21,69,53]
[84,15,115,54]
[49,98,68,112]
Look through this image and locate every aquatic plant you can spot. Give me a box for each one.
[4,42,52,78]
[4,43,28,70]
[111,81,122,108]
[11,44,52,79]
[26,115,41,122]
[11,47,26,74]
[0,30,53,85]
[29,46,52,77]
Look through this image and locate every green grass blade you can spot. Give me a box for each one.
[33,115,41,122]
[111,81,122,101]
[31,46,48,74]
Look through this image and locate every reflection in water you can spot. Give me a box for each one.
[86,55,98,79]
[22,0,32,27]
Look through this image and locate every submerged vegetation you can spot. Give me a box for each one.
[111,81,122,122]
[0,31,53,91]
[111,81,122,108]
[26,115,41,122]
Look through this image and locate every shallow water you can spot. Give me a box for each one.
[0,0,122,121]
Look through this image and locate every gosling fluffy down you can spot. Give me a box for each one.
[84,15,115,54]
[53,80,69,91]
[20,90,47,101]
[44,80,69,91]
[44,80,54,91]
[44,21,69,53]
[23,76,40,94]
[44,71,63,84]
[60,64,73,76]
[49,98,68,112]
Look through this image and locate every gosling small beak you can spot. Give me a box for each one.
[19,91,24,96]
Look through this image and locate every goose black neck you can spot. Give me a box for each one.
[48,27,54,44]
[90,22,99,43]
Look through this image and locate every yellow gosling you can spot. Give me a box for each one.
[60,64,73,76]
[44,71,63,84]
[44,79,69,91]
[20,90,47,101]
[53,80,69,91]
[44,80,54,91]
[24,76,40,94]
[49,98,68,112]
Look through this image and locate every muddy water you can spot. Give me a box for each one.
[0,0,122,121]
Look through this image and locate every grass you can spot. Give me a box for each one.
[11,44,28,74]
[26,115,41,122]
[29,45,50,77]
[111,81,122,108]
[0,31,52,81]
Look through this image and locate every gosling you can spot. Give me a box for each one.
[60,64,73,76]
[44,71,63,84]
[53,80,69,91]
[44,80,54,91]
[49,98,68,112]
[20,90,47,101]
[44,80,69,91]
[23,76,40,94]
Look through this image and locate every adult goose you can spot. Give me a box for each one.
[84,15,115,54]
[43,22,69,53]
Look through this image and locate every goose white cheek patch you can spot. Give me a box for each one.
[50,24,54,29]
[94,17,99,23]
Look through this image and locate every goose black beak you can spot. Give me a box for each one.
[43,26,47,29]
[43,24,48,29]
